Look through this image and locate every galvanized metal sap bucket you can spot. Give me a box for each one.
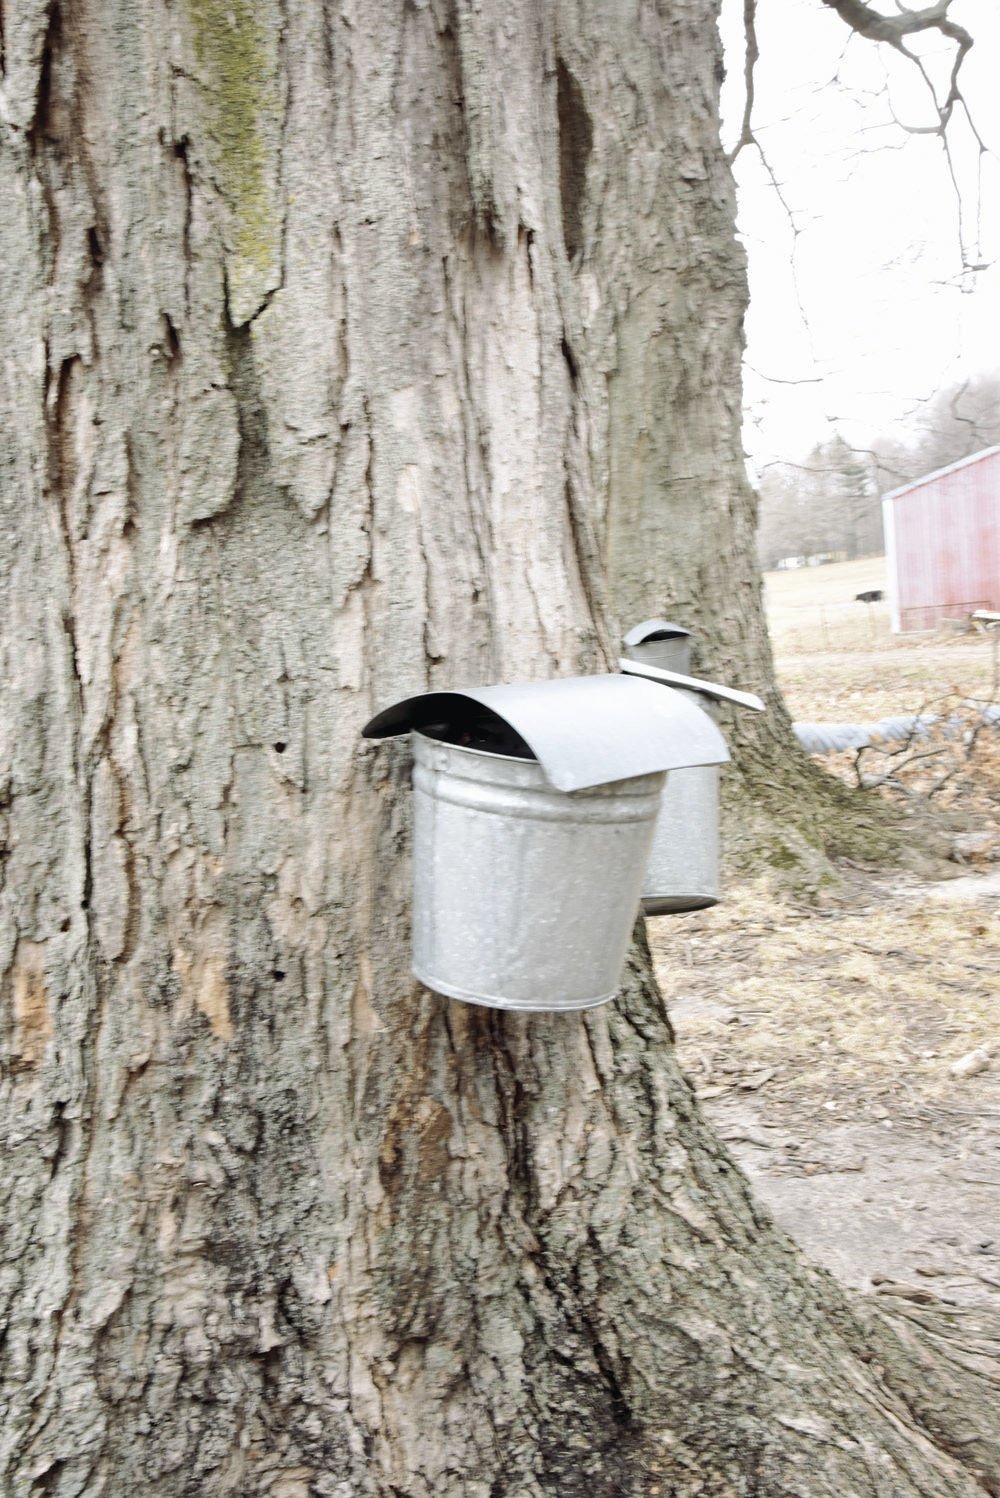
[363,674,728,1011]
[622,618,694,675]
[644,748,722,913]
[410,733,662,1010]
[619,652,766,915]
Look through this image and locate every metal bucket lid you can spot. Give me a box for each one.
[362,673,730,792]
[622,618,692,647]
[619,658,766,713]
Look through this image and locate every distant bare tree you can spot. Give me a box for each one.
[757,435,880,568]
[872,371,1000,490]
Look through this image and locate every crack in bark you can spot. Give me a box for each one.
[25,0,59,152]
[173,133,194,319]
[562,476,609,663]
[453,0,504,247]
[440,250,495,666]
[556,59,593,266]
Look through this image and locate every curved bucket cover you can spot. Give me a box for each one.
[623,618,692,646]
[619,658,766,714]
[362,673,729,793]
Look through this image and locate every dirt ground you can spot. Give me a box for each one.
[654,561,1000,1311]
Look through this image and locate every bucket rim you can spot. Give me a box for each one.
[411,728,539,767]
[413,963,620,1011]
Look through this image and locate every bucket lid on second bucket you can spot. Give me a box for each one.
[622,619,694,674]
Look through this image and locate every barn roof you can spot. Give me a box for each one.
[883,445,1000,503]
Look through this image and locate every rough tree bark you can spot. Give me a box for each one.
[1,2,997,1496]
[580,0,905,877]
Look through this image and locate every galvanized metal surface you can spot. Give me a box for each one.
[623,618,693,674]
[618,656,764,914]
[642,764,720,914]
[883,446,1000,632]
[619,658,766,714]
[363,673,729,792]
[623,618,692,647]
[410,733,662,1011]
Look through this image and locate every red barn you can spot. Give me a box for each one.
[882,446,1000,632]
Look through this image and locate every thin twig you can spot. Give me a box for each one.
[727,0,760,166]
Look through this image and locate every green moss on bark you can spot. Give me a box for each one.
[723,739,927,900]
[186,0,279,285]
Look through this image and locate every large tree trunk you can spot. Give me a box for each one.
[1,2,995,1495]
[569,1,901,875]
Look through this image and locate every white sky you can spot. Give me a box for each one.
[719,0,1000,473]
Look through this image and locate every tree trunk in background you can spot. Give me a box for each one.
[1,2,994,1495]
[567,5,898,872]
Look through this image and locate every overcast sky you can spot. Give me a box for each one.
[719,0,1000,474]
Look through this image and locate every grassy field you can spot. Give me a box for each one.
[766,554,888,618]
[651,553,1000,1133]
[765,555,998,722]
[650,559,1000,1302]
[654,875,1000,1114]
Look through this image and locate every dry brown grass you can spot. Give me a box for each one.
[652,881,1000,1118]
[652,562,1000,1127]
[766,555,999,722]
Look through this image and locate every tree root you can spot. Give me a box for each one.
[843,1295,1000,1496]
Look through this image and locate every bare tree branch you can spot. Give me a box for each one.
[820,0,970,55]
[745,366,824,386]
[727,0,760,164]
[820,0,973,133]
